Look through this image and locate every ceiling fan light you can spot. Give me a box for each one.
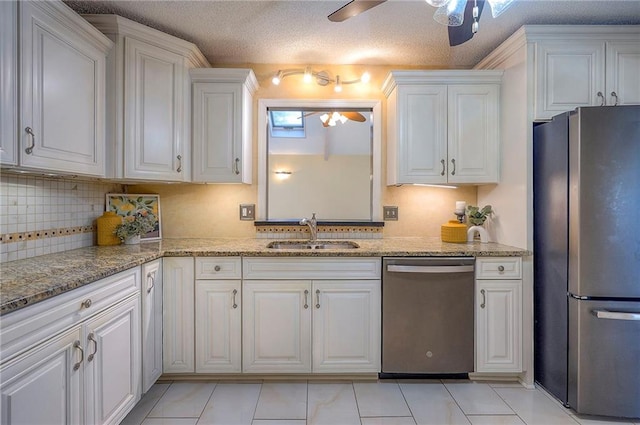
[303,67,312,83]
[433,0,465,26]
[320,113,330,123]
[425,0,451,7]
[486,0,516,18]
[360,71,371,83]
[334,75,343,93]
[339,114,349,124]
[272,70,283,85]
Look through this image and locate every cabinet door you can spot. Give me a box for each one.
[0,327,83,425]
[606,41,640,106]
[19,1,106,175]
[163,257,195,373]
[84,296,140,425]
[124,37,186,181]
[141,259,162,393]
[535,41,606,120]
[393,85,448,184]
[243,281,311,373]
[476,280,522,372]
[192,82,246,183]
[447,84,499,183]
[312,281,381,373]
[0,1,17,165]
[195,280,242,373]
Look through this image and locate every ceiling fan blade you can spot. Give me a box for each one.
[448,0,485,46]
[342,111,367,122]
[328,0,387,22]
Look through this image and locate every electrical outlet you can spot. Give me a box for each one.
[383,206,398,221]
[240,204,255,220]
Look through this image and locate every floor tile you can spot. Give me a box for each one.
[494,387,579,425]
[307,383,360,425]
[571,414,638,425]
[254,382,307,420]
[148,382,216,418]
[354,382,412,417]
[252,421,306,425]
[197,383,261,425]
[488,382,526,388]
[444,382,514,415]
[121,384,170,425]
[142,419,198,425]
[467,415,526,425]
[360,417,417,425]
[399,382,469,425]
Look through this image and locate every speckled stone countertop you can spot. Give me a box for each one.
[0,237,529,315]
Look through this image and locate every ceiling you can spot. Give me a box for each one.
[64,0,640,68]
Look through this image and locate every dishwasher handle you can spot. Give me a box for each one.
[386,265,474,274]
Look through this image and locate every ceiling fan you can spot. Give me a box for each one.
[328,0,514,46]
[304,111,367,127]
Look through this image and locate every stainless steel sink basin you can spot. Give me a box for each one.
[266,240,360,250]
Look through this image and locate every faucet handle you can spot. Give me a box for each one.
[311,212,316,220]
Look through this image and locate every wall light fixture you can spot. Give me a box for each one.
[271,67,370,93]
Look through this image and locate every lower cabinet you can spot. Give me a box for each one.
[475,258,523,373]
[141,259,163,392]
[163,257,195,373]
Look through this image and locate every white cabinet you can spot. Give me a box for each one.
[191,69,258,183]
[0,327,83,425]
[84,14,209,182]
[141,259,162,393]
[0,1,18,166]
[162,257,195,373]
[475,257,522,373]
[535,36,640,120]
[0,1,111,175]
[0,267,141,425]
[195,257,242,373]
[242,258,381,374]
[383,70,501,185]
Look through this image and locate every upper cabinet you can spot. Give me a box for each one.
[383,71,502,185]
[190,69,258,183]
[83,15,210,182]
[534,29,640,120]
[1,1,112,176]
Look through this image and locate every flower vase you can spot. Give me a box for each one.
[467,225,489,243]
[124,235,141,245]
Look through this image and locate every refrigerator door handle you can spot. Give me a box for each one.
[593,309,640,321]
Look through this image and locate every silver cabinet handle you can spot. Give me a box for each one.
[610,91,618,106]
[232,289,238,309]
[304,289,309,309]
[387,265,474,273]
[593,310,640,321]
[146,271,156,294]
[81,299,92,309]
[597,91,605,106]
[480,289,486,309]
[176,155,182,173]
[440,159,445,176]
[498,265,505,272]
[450,158,456,176]
[87,333,97,362]
[73,340,84,371]
[234,158,240,175]
[315,289,321,309]
[24,127,35,154]
[214,265,221,272]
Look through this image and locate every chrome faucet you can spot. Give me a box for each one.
[299,213,318,241]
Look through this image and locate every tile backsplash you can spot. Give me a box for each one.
[0,174,122,262]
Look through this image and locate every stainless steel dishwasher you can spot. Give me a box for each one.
[382,257,475,375]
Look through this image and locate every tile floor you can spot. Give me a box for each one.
[121,380,639,425]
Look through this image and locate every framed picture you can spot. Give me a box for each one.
[106,194,162,241]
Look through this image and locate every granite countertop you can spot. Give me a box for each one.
[0,237,529,316]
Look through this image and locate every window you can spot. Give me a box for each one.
[269,110,305,138]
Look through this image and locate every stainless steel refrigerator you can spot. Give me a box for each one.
[533,105,640,418]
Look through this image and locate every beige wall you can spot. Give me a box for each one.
[129,63,477,238]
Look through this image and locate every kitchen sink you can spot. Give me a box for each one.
[266,240,360,250]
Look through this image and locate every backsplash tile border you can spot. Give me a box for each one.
[0,225,96,244]
[255,225,383,240]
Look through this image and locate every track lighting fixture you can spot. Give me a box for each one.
[270,68,370,92]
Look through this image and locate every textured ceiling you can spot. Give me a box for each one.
[64,0,640,68]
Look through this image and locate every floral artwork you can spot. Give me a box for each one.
[106,194,161,241]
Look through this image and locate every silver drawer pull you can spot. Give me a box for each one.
[315,289,321,309]
[304,289,309,309]
[87,333,98,361]
[232,289,238,309]
[480,289,486,309]
[387,265,474,274]
[593,310,640,321]
[25,127,35,154]
[597,91,605,106]
[234,158,240,175]
[214,265,221,272]
[81,299,92,309]
[146,271,156,294]
[610,91,618,106]
[176,155,182,173]
[440,159,445,176]
[498,265,505,272]
[73,341,83,371]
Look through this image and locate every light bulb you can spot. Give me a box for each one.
[319,113,329,123]
[425,0,451,7]
[303,67,312,84]
[272,71,282,85]
[360,72,371,83]
[339,114,348,124]
[334,75,342,93]
[331,111,342,122]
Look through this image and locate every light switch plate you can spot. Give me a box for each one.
[383,206,398,221]
[240,204,255,221]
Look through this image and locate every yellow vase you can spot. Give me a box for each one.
[97,211,122,246]
[441,220,467,243]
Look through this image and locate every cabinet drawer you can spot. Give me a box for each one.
[476,257,522,279]
[0,268,140,362]
[196,257,241,279]
[243,257,381,280]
